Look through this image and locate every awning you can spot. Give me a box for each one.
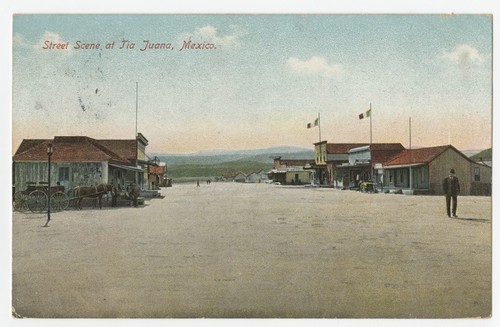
[109,163,145,172]
[138,159,159,167]
[335,163,371,169]
[382,163,425,170]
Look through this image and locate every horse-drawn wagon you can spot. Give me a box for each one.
[13,182,69,213]
[13,182,113,212]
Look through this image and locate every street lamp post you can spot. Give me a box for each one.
[43,143,53,227]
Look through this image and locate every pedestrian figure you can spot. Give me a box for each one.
[443,168,460,218]
[197,180,200,187]
[130,183,140,207]
[111,184,118,207]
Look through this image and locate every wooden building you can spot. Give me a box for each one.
[246,169,269,183]
[383,145,492,195]
[148,163,166,188]
[268,157,315,185]
[12,135,150,194]
[335,143,405,189]
[313,141,328,184]
[233,172,247,183]
[314,142,369,187]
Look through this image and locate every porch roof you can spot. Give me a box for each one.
[382,163,426,170]
[109,163,145,172]
[384,145,452,166]
[336,162,371,169]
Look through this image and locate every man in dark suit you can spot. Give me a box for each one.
[443,168,460,218]
[130,183,140,207]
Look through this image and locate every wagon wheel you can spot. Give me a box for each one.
[13,192,28,212]
[51,191,69,211]
[27,190,48,212]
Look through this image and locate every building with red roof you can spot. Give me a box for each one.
[12,135,153,195]
[315,141,405,188]
[314,141,369,185]
[382,145,491,195]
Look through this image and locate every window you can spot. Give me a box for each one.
[474,167,480,182]
[58,167,70,182]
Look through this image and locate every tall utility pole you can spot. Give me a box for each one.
[369,103,372,146]
[43,143,53,227]
[318,112,321,142]
[409,117,413,192]
[135,82,138,138]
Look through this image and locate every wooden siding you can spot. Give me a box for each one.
[286,171,312,184]
[469,162,492,195]
[429,148,491,195]
[314,142,327,165]
[348,149,370,165]
[383,165,429,190]
[13,161,107,194]
[109,166,139,191]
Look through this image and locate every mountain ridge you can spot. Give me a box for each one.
[154,146,314,178]
[151,145,313,158]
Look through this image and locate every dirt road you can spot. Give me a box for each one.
[12,183,491,318]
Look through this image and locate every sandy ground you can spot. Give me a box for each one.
[11,182,491,318]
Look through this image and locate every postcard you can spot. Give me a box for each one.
[6,3,495,322]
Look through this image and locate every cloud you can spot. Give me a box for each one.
[13,33,28,48]
[182,25,245,47]
[287,56,343,78]
[442,44,484,66]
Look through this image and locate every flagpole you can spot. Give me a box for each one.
[369,103,372,145]
[318,112,321,142]
[135,81,138,138]
[369,103,373,188]
[409,116,413,192]
[409,116,412,150]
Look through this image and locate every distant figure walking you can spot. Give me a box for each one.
[197,180,200,187]
[443,168,460,218]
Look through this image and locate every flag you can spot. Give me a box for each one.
[307,116,319,128]
[359,108,371,120]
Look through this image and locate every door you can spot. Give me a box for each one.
[58,166,71,189]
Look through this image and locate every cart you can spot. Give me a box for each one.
[13,182,69,213]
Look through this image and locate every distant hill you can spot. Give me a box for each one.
[470,148,492,161]
[154,146,314,179]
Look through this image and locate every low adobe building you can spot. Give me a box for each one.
[268,157,315,185]
[382,145,491,195]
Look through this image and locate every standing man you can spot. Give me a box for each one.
[130,182,140,207]
[443,169,460,218]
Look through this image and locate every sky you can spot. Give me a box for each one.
[10,11,493,154]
